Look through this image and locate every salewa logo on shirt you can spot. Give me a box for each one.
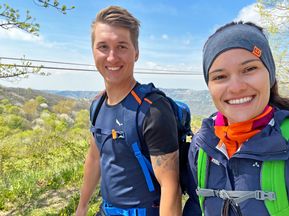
[252,162,260,168]
[116,119,123,126]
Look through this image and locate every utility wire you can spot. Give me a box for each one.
[0,56,202,74]
[1,64,202,75]
[0,56,91,66]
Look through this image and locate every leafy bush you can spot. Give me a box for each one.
[0,97,96,214]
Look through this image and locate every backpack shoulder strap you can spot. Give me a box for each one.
[90,91,106,127]
[261,118,289,216]
[197,148,209,215]
[261,160,289,216]
[125,83,160,192]
[280,118,289,141]
[133,83,164,150]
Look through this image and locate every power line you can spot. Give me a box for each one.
[0,56,92,66]
[0,56,202,74]
[1,64,202,75]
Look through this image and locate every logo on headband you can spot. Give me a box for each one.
[252,46,262,57]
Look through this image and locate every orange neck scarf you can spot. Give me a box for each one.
[214,106,274,158]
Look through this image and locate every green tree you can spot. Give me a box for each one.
[74,110,89,129]
[0,1,75,79]
[35,95,47,104]
[257,0,289,85]
[7,105,21,115]
[6,115,27,130]
[52,100,76,115]
[0,1,75,35]
[22,99,39,120]
[0,99,10,105]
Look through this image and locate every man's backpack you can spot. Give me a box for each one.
[90,83,193,193]
[197,118,289,216]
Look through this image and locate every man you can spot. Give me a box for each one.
[76,6,181,216]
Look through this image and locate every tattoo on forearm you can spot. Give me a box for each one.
[152,151,179,171]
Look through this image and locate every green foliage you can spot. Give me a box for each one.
[0,95,99,214]
[0,1,74,34]
[22,99,39,120]
[35,0,75,15]
[6,114,27,129]
[0,57,46,80]
[35,95,47,104]
[0,3,39,35]
[52,100,76,114]
[0,1,75,80]
[57,189,101,216]
[257,0,289,85]
[74,109,90,129]
[191,115,204,133]
[0,98,10,105]
[7,105,21,114]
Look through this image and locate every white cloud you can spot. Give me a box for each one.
[0,19,69,49]
[183,39,191,45]
[235,3,289,32]
[206,4,261,35]
[162,34,168,40]
[149,34,155,40]
[0,25,44,42]
[234,3,262,27]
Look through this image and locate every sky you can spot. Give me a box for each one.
[0,0,263,91]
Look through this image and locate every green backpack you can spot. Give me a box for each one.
[197,118,289,216]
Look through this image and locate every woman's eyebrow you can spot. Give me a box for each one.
[209,68,223,74]
[241,59,261,65]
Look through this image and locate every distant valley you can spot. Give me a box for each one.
[46,88,216,116]
[1,84,216,116]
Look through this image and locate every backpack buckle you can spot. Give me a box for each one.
[111,129,125,140]
[218,190,231,200]
[255,191,276,201]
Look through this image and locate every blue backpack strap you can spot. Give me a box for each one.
[90,92,106,125]
[90,91,106,134]
[132,142,155,192]
[127,83,159,192]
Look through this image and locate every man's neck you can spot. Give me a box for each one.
[105,78,137,105]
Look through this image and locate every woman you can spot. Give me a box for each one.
[185,22,289,216]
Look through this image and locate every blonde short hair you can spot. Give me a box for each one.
[91,6,140,51]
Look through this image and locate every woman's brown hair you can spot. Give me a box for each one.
[269,81,289,111]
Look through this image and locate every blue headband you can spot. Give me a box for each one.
[203,23,276,87]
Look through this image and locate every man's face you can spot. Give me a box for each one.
[92,23,139,87]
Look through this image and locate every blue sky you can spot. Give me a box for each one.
[0,0,262,91]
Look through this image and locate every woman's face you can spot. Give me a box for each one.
[208,49,270,124]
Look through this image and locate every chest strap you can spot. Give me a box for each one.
[196,188,275,204]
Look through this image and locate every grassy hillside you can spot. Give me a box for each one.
[0,86,100,215]
[0,85,90,111]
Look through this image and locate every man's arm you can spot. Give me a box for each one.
[142,94,181,215]
[76,136,101,216]
[151,150,182,216]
